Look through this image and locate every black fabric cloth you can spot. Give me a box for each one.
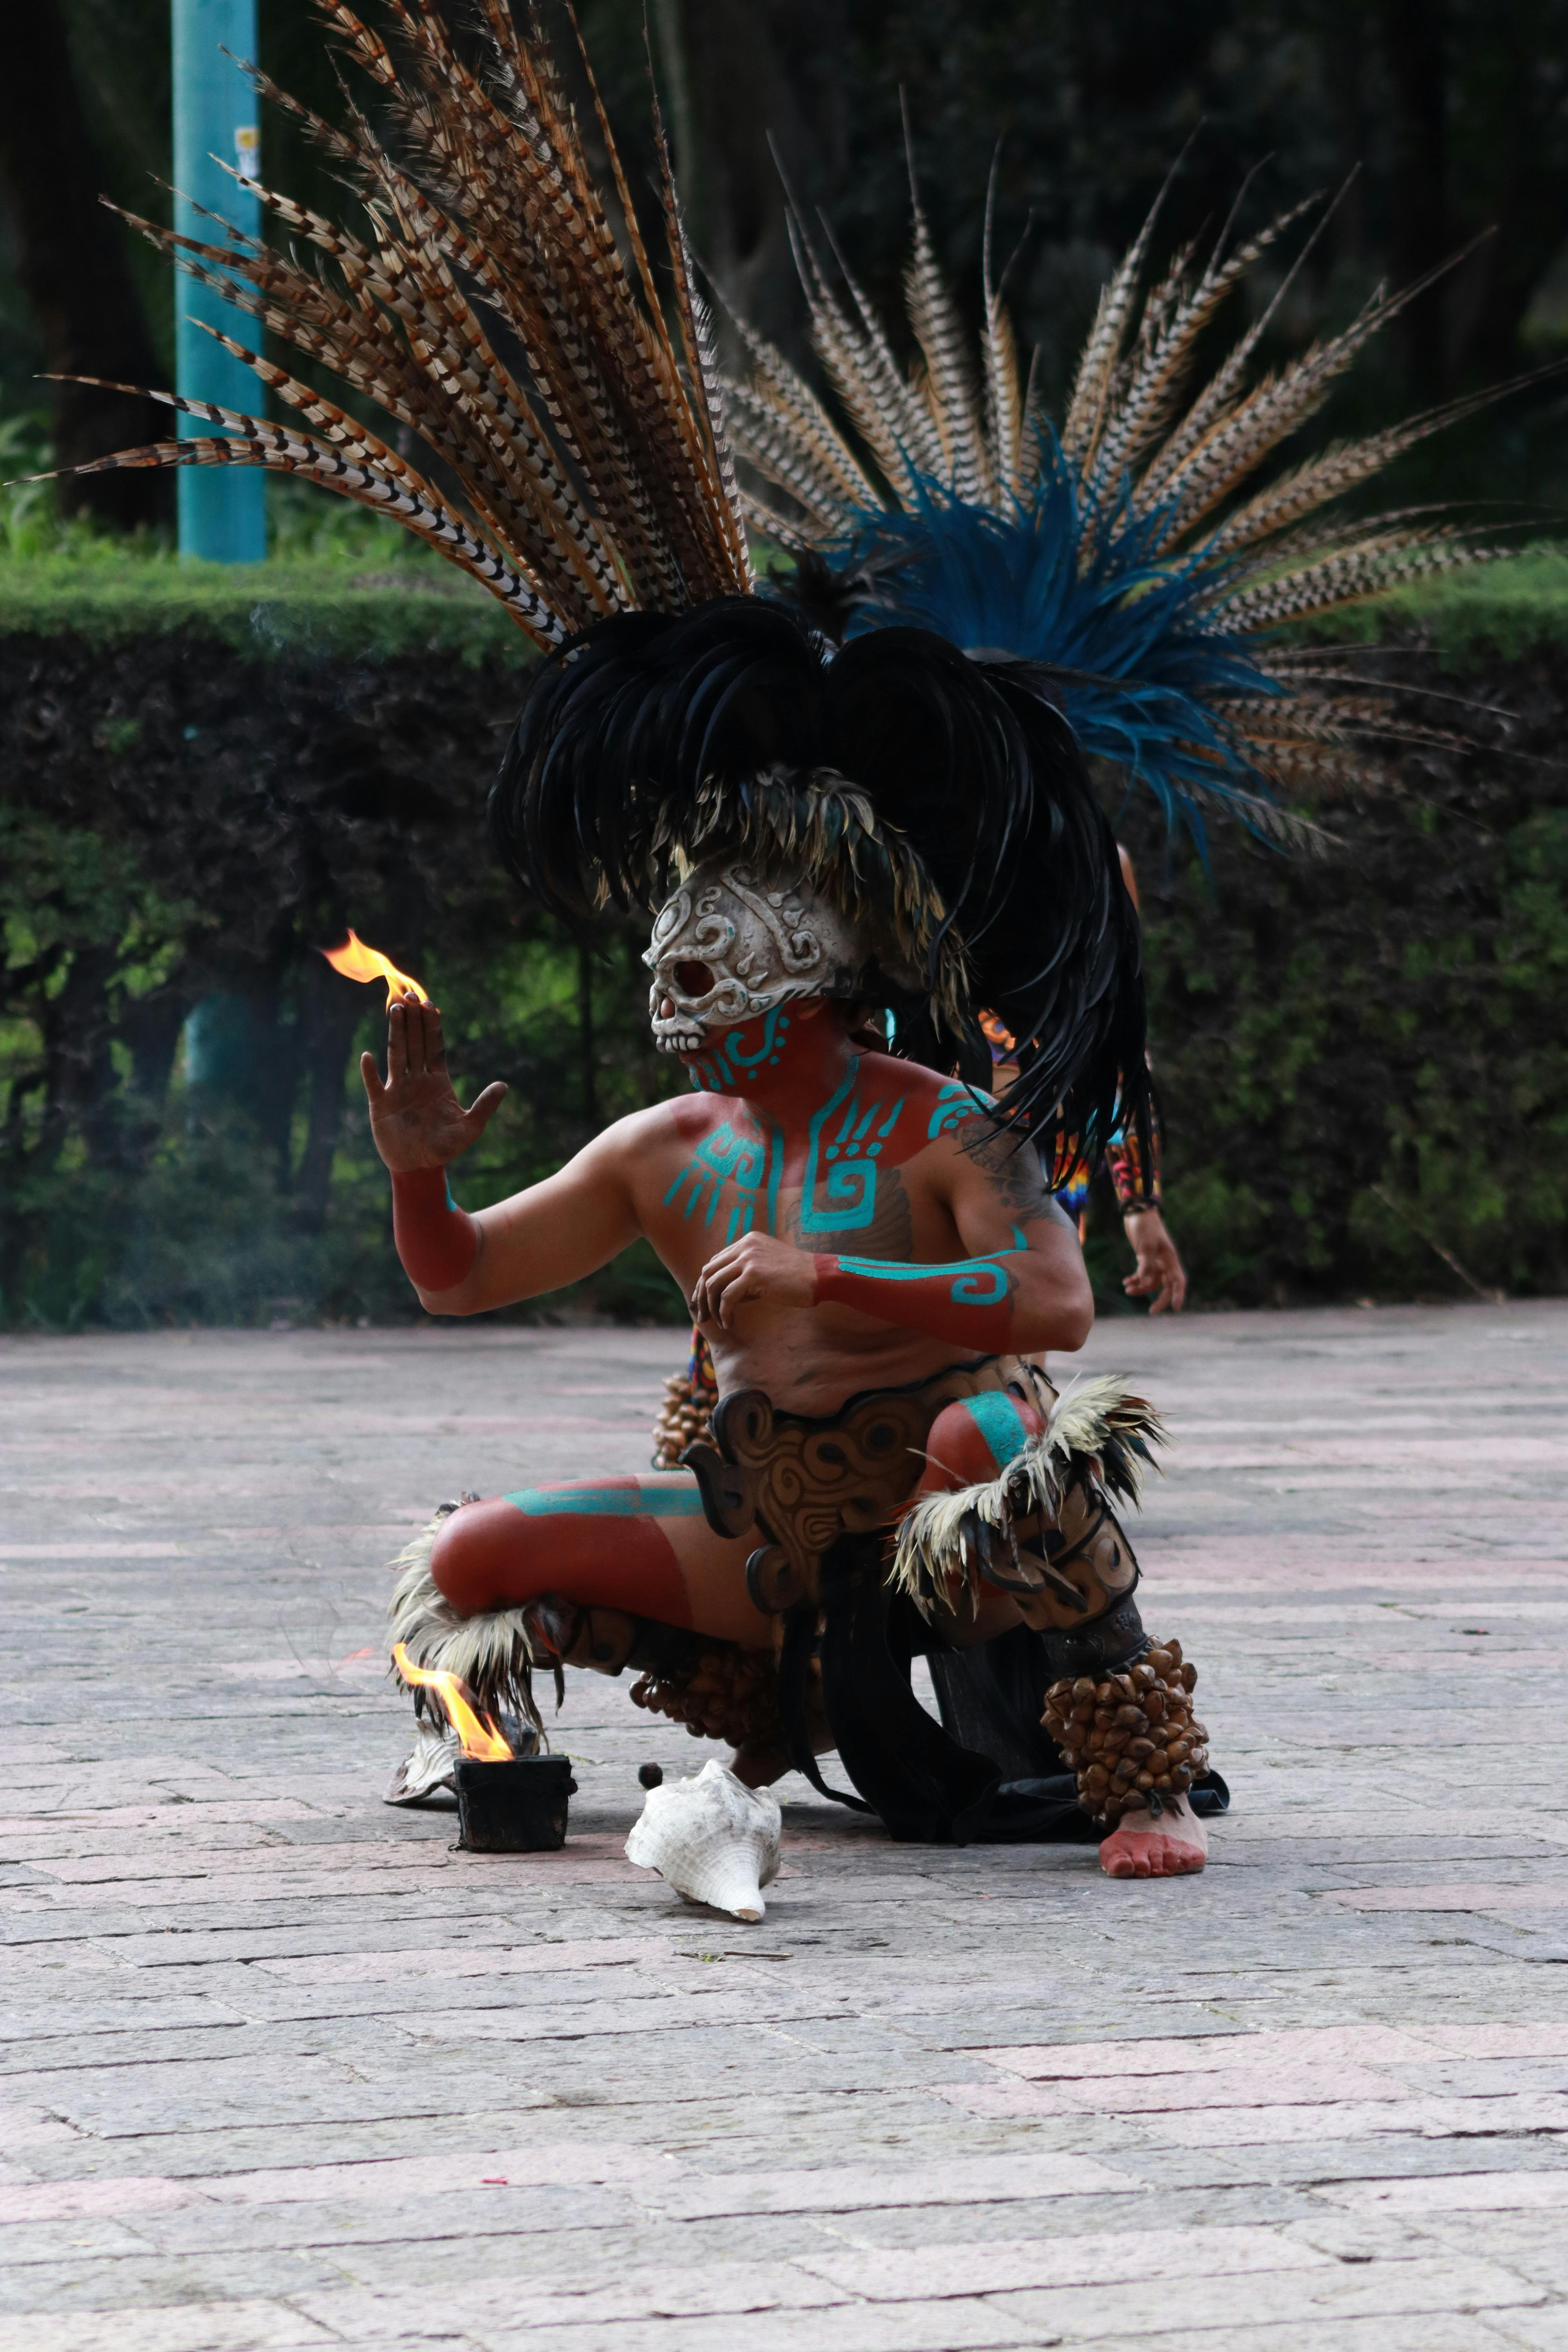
[779,1533,1230,1846]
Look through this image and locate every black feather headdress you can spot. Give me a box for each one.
[492,598,1149,1165]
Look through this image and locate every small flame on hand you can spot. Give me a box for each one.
[322,928,430,1006]
[392,1642,512,1760]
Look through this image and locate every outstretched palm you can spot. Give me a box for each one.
[360,994,507,1173]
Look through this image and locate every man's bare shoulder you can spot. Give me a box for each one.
[872,1068,1065,1225]
[586,1093,714,1164]
[856,1051,994,1140]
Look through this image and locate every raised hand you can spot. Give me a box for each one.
[360,993,507,1174]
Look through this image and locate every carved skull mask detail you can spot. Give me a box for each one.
[644,858,868,1054]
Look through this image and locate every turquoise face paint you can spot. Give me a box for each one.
[681,1009,790,1092]
[721,1006,790,1072]
[502,1482,708,1519]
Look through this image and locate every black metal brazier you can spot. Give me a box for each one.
[455,1755,574,1852]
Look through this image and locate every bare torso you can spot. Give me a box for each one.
[624,1053,1066,1408]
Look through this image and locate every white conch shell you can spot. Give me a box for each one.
[624,1759,782,1922]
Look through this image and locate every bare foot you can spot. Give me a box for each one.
[1099,1793,1208,1879]
[728,1716,835,1791]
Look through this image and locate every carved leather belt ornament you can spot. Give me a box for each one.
[682,1356,1051,1613]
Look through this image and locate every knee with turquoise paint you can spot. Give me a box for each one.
[919,1388,1047,1494]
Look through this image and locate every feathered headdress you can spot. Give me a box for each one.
[40,0,1149,1156]
[726,162,1528,852]
[493,597,1149,1150]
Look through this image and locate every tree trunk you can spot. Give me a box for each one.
[1374,0,1452,394]
[0,0,170,526]
[663,0,847,356]
[578,940,599,1128]
[293,962,365,1234]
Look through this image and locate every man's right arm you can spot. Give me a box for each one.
[413,1129,643,1316]
[363,992,643,1316]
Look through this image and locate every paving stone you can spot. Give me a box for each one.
[986,2251,1548,2335]
[4,1306,1567,2350]
[0,2303,340,2352]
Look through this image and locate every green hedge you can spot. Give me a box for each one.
[1106,786,1568,1308]
[5,540,1568,661]
[0,548,531,666]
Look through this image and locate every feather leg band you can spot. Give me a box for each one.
[388,1517,551,1737]
[891,1377,1167,1620]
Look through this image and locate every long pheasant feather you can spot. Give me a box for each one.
[54,0,753,632]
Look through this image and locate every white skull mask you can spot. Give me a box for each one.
[644,859,868,1054]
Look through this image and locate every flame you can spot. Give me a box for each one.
[392,1642,512,1760]
[322,928,430,1006]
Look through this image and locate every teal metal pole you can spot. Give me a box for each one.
[171,0,266,562]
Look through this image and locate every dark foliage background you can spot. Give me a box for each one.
[0,627,683,1327]
[2,615,1563,1328]
[1116,667,1568,1307]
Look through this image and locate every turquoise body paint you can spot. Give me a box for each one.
[502,1483,708,1518]
[961,1389,1033,1472]
[800,1058,883,1234]
[662,1116,784,1239]
[834,1249,1016,1306]
[927,1080,985,1140]
[764,1124,784,1236]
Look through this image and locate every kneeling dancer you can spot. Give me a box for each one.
[377,602,1226,1879]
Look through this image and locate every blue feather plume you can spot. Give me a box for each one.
[824,437,1286,853]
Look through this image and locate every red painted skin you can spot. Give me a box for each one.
[427,1490,693,1624]
[428,1391,1044,1630]
[391,1167,478,1290]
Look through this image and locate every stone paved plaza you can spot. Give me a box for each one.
[2,1302,1566,2352]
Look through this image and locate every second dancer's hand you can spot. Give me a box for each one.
[692,1232,817,1328]
[1122,1206,1188,1314]
[360,992,508,1173]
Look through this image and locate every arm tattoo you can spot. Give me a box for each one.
[956,1114,1055,1224]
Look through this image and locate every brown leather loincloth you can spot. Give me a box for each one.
[682,1352,1054,1614]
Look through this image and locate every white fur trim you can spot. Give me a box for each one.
[388,1515,548,1739]
[891,1377,1165,1615]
